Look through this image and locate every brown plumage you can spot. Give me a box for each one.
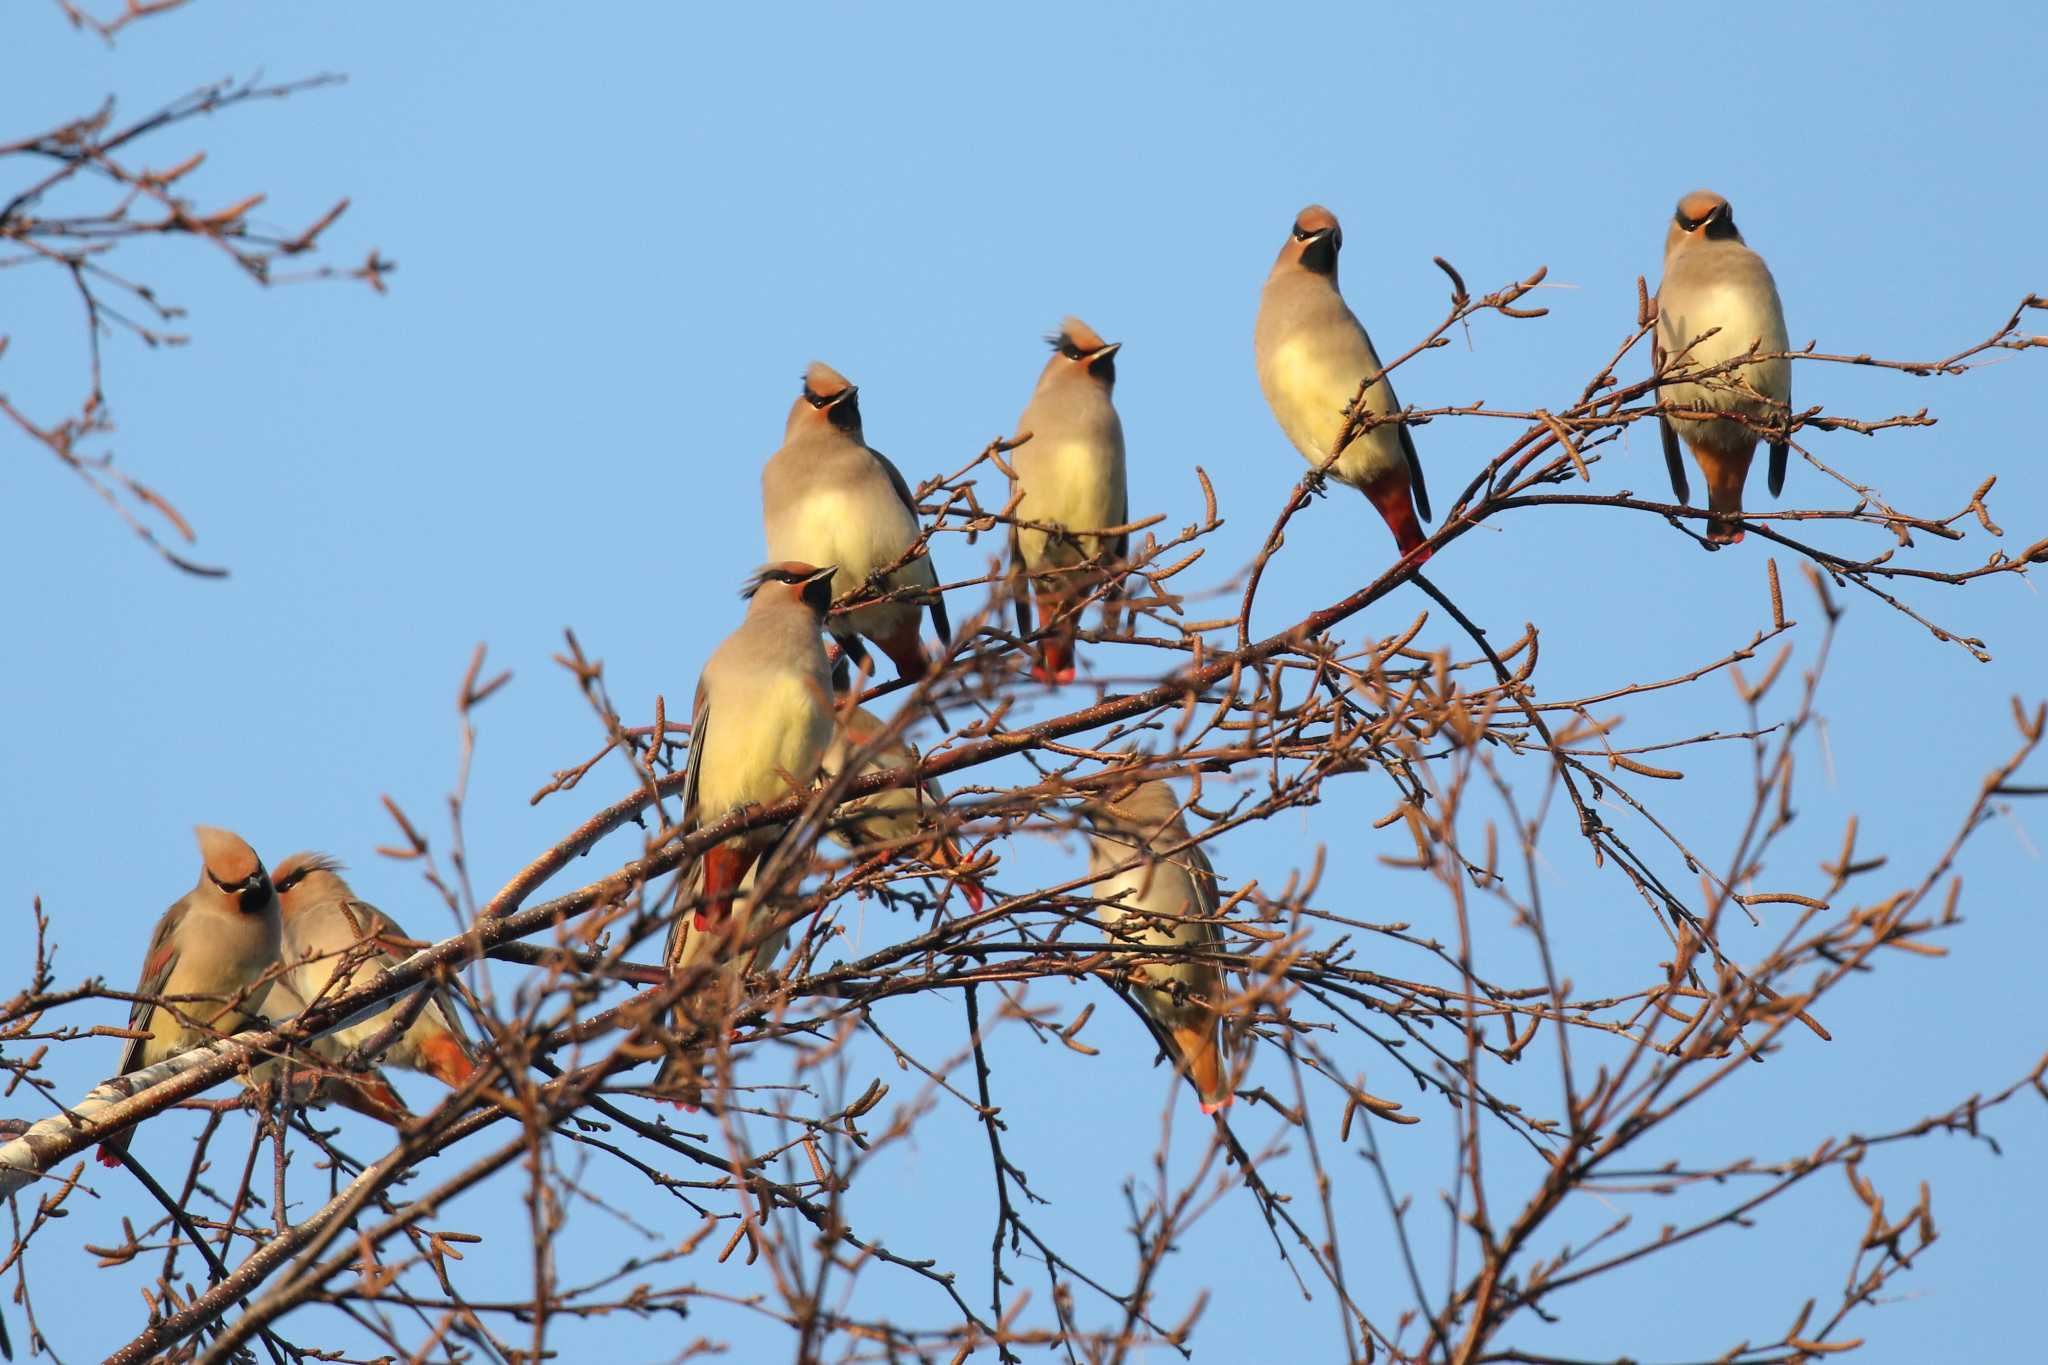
[1081,781,1235,1114]
[657,563,839,1105]
[764,365,951,680]
[1255,205,1432,563]
[826,703,986,910]
[265,853,479,1110]
[99,827,282,1166]
[1008,317,1128,685]
[1654,189,1792,545]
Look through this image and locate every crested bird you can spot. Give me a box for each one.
[1081,780,1235,1115]
[1654,188,1792,545]
[763,363,951,681]
[1256,205,1432,563]
[99,826,282,1166]
[656,562,840,1102]
[1007,317,1129,684]
[265,852,477,1111]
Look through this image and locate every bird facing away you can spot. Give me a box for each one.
[762,363,952,681]
[99,826,282,1166]
[1256,205,1432,563]
[1007,317,1129,684]
[1654,189,1792,545]
[265,853,478,1108]
[1081,780,1234,1114]
[825,703,986,911]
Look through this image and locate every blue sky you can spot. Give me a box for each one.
[4,3,2044,1360]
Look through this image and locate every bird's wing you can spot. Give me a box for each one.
[872,447,922,520]
[1006,517,1032,636]
[681,678,711,828]
[117,900,187,1077]
[355,900,473,1046]
[874,447,949,644]
[1375,364,1431,523]
[1399,419,1431,523]
[1653,332,1691,503]
[1182,839,1222,934]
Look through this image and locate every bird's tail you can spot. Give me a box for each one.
[319,1069,413,1126]
[927,834,986,912]
[1030,582,1077,684]
[696,845,759,932]
[1365,474,1432,565]
[1695,443,1755,545]
[1169,1021,1233,1115]
[874,621,931,682]
[417,1031,477,1089]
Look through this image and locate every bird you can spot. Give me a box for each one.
[656,562,840,1102]
[264,852,478,1107]
[1080,780,1234,1115]
[762,363,951,681]
[1255,204,1432,563]
[98,826,283,1166]
[826,703,986,911]
[1007,317,1129,685]
[1654,189,1792,545]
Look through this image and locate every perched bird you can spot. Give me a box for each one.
[1255,205,1432,562]
[265,853,478,1105]
[826,703,986,911]
[763,363,951,681]
[657,862,796,1109]
[656,563,839,1101]
[1081,781,1234,1115]
[99,826,283,1166]
[1007,317,1129,685]
[1654,189,1792,545]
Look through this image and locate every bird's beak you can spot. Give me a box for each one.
[210,870,274,913]
[800,564,839,613]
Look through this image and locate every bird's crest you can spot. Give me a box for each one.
[1675,189,1728,227]
[194,825,262,884]
[1293,204,1340,236]
[802,362,855,404]
[1047,316,1108,355]
[274,851,346,897]
[743,561,831,599]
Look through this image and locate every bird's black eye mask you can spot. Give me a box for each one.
[209,869,274,913]
[1294,228,1339,274]
[1676,206,1736,239]
[805,388,860,428]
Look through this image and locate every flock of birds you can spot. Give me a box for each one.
[96,192,1791,1150]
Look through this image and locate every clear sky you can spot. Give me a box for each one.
[4,3,2045,1360]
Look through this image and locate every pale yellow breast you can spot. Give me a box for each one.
[699,673,832,818]
[1262,335,1404,486]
